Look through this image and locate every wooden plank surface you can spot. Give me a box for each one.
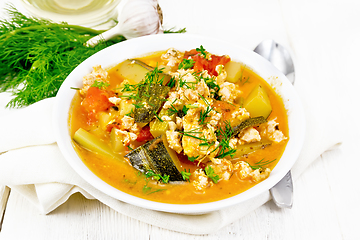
[0,186,10,231]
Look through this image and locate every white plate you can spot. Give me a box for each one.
[53,33,305,214]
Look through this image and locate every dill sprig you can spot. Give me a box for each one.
[215,120,237,159]
[198,93,217,125]
[247,158,277,170]
[145,170,170,183]
[178,58,195,70]
[178,75,198,89]
[163,27,187,34]
[239,65,250,85]
[178,128,215,151]
[91,81,110,89]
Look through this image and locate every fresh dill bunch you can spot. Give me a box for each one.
[0,6,186,108]
[0,6,125,108]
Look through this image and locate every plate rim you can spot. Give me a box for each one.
[53,33,306,214]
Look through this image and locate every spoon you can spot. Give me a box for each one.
[254,39,295,209]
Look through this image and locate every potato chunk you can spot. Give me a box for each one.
[224,61,243,83]
[115,59,171,84]
[244,85,272,118]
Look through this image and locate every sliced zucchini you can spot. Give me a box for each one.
[150,108,176,138]
[133,84,170,124]
[235,139,272,157]
[125,135,184,182]
[232,116,267,137]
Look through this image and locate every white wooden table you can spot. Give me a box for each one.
[1,0,359,239]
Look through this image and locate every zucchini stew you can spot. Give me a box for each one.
[69,46,289,204]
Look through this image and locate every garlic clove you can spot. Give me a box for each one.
[86,0,163,47]
[86,24,123,47]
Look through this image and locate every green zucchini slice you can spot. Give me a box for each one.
[235,139,272,157]
[125,135,184,182]
[133,84,170,124]
[232,116,267,137]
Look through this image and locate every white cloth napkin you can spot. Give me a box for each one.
[0,0,343,235]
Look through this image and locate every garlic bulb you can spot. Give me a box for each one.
[86,0,163,47]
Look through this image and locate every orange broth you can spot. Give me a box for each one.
[69,50,289,204]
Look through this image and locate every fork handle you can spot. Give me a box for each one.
[270,171,293,208]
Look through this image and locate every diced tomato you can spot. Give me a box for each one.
[192,54,207,73]
[136,125,154,142]
[183,49,230,76]
[82,87,115,124]
[82,87,114,112]
[208,55,230,75]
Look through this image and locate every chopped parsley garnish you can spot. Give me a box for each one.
[91,80,110,89]
[187,155,199,162]
[145,170,170,183]
[196,45,207,58]
[203,76,221,100]
[182,105,189,115]
[205,166,220,183]
[178,58,195,70]
[181,169,191,182]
